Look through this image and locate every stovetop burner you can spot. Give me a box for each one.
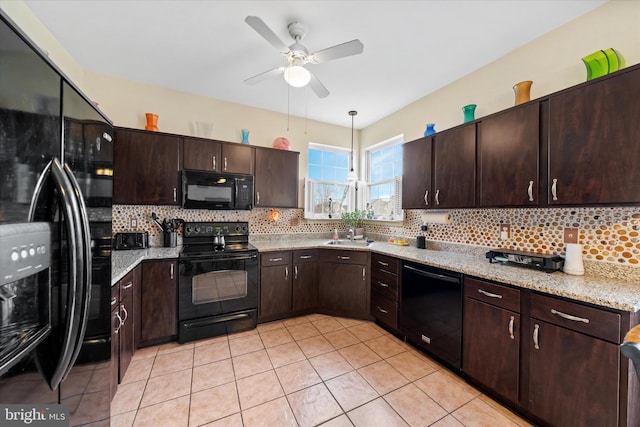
[180,221,255,259]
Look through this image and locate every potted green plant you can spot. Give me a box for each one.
[341,210,367,237]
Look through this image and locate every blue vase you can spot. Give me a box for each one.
[241,129,250,144]
[424,123,436,136]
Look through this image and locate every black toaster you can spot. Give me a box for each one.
[114,232,148,250]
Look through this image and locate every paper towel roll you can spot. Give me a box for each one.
[421,212,452,224]
[563,243,584,275]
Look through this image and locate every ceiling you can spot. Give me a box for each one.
[24,0,605,128]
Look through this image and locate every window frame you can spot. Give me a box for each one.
[362,134,404,222]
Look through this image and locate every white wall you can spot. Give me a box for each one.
[361,0,640,147]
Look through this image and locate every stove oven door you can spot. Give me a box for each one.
[178,252,258,342]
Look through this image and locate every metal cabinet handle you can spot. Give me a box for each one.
[110,297,117,307]
[550,309,589,324]
[528,180,534,202]
[285,266,289,280]
[170,264,174,280]
[294,266,298,279]
[478,289,503,299]
[299,255,312,259]
[551,178,558,201]
[424,190,429,206]
[533,324,540,350]
[114,312,123,334]
[224,157,228,171]
[377,260,389,267]
[120,305,128,324]
[269,257,283,262]
[377,306,389,314]
[508,316,515,340]
[338,256,350,260]
[377,281,389,288]
[257,192,260,205]
[435,189,440,206]
[122,282,133,290]
[212,156,216,170]
[173,187,177,202]
[362,267,366,281]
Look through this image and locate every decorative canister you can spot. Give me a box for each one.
[241,129,250,144]
[513,81,533,105]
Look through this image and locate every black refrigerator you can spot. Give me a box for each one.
[0,11,112,426]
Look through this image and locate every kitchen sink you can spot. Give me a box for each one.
[324,239,373,247]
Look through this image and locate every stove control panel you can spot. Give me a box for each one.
[183,222,249,237]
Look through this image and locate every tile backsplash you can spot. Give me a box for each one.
[113,205,640,267]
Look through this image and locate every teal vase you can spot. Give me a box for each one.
[241,129,250,144]
[424,123,436,136]
[463,104,477,123]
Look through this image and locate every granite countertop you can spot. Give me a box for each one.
[110,238,640,313]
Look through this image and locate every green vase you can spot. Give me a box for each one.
[463,104,477,123]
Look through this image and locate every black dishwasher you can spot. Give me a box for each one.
[400,261,463,370]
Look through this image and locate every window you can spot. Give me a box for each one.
[304,143,356,219]
[363,135,403,221]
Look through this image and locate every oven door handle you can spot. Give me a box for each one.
[403,264,461,284]
[181,253,258,264]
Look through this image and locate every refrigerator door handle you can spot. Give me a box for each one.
[59,162,92,382]
[34,158,83,390]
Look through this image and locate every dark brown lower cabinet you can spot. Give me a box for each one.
[292,250,318,312]
[110,285,120,401]
[259,252,293,322]
[139,260,177,347]
[318,250,370,319]
[463,298,520,403]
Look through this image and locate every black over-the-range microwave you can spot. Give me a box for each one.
[181,170,254,210]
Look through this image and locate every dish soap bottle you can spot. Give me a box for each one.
[333,229,339,242]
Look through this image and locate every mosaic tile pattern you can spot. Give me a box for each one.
[112,205,640,267]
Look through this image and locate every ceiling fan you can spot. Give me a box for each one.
[244,16,364,98]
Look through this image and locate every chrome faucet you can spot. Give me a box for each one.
[348,227,355,241]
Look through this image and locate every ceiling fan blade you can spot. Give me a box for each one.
[244,67,285,85]
[310,39,364,64]
[245,16,290,54]
[308,72,329,98]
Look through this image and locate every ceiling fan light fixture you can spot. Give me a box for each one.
[283,65,311,87]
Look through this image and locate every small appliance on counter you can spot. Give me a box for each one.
[114,231,148,250]
[486,249,564,273]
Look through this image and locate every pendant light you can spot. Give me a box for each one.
[347,110,358,182]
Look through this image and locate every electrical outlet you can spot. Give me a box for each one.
[500,224,510,241]
[564,227,578,244]
[130,218,137,229]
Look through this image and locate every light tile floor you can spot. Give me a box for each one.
[111,314,534,427]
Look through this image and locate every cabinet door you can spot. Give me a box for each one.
[110,287,120,400]
[183,138,220,171]
[119,293,134,383]
[259,265,292,321]
[255,148,299,208]
[548,68,640,205]
[402,137,432,209]
[433,124,476,208]
[139,260,177,346]
[478,103,539,207]
[528,320,619,427]
[221,143,254,174]
[293,262,317,312]
[319,263,369,318]
[463,298,519,403]
[113,129,181,205]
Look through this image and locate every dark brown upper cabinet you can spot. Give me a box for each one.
[183,137,221,172]
[402,136,432,209]
[432,124,476,208]
[478,102,540,207]
[547,66,640,205]
[254,147,299,208]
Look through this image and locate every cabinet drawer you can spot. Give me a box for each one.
[372,253,400,275]
[260,252,292,267]
[320,249,368,265]
[531,293,621,343]
[465,277,520,313]
[371,268,398,301]
[371,292,398,330]
[293,249,317,264]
